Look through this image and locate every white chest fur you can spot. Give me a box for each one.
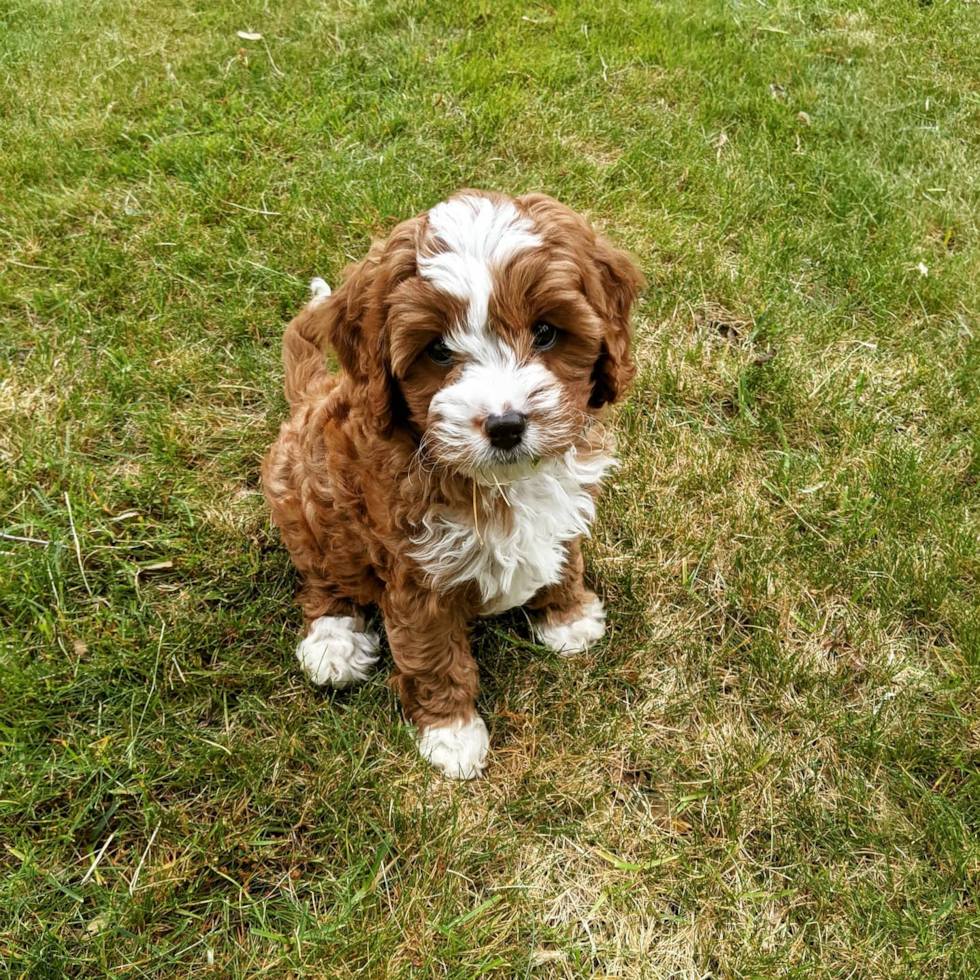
[409,450,615,614]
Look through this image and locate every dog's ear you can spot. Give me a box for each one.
[586,235,644,408]
[319,225,419,434]
[313,250,380,384]
[517,193,643,408]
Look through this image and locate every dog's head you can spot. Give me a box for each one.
[313,190,643,480]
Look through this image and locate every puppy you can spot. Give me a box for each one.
[262,190,642,778]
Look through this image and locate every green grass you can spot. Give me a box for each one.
[3,0,980,976]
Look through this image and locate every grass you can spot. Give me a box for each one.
[2,0,980,975]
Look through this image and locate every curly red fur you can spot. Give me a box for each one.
[262,189,642,771]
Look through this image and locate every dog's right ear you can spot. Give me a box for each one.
[314,249,383,384]
[293,218,421,430]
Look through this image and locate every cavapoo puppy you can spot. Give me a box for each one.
[262,189,642,778]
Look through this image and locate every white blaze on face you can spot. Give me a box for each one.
[419,195,541,338]
[418,195,564,472]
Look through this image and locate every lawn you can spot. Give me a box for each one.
[2,0,980,976]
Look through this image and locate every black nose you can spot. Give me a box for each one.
[484,411,527,450]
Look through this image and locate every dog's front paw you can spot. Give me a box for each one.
[416,715,490,780]
[532,593,606,656]
[296,614,380,689]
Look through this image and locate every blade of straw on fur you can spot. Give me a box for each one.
[472,481,484,545]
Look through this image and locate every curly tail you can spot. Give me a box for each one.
[282,278,333,411]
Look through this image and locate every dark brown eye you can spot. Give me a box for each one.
[426,338,454,366]
[532,322,558,350]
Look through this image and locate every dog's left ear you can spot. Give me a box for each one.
[587,236,645,408]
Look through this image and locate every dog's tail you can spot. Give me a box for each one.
[282,278,333,410]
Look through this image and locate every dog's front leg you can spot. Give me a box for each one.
[381,588,488,780]
[526,538,607,655]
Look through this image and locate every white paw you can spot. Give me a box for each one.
[532,594,606,656]
[309,277,332,305]
[296,614,379,688]
[417,715,490,780]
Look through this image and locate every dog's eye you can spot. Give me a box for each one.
[426,338,454,366]
[531,322,558,351]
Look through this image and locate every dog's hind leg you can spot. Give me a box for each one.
[262,433,380,689]
[293,575,380,690]
[526,538,606,656]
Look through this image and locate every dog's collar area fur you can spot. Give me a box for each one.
[408,446,616,613]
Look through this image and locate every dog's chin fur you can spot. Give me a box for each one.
[262,189,642,779]
[460,452,553,485]
[432,443,572,485]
